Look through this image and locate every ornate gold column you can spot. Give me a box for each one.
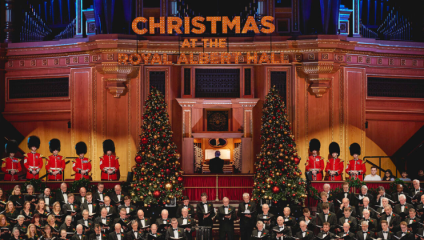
[95,62,139,98]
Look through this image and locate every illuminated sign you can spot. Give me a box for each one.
[132,16,275,35]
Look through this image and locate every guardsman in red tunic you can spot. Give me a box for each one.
[24,135,43,180]
[100,139,120,181]
[325,142,344,181]
[1,140,22,181]
[305,138,324,181]
[45,138,65,181]
[345,143,366,180]
[73,141,92,180]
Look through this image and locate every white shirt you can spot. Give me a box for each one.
[202,203,208,213]
[257,230,263,237]
[224,207,228,214]
[62,192,68,203]
[88,203,93,214]
[183,218,188,225]
[134,231,138,238]
[125,205,130,214]
[84,219,89,227]
[80,197,86,203]
[45,197,50,205]
[387,213,392,223]
[173,229,179,238]
[383,230,389,239]
[364,174,382,181]
[98,191,104,200]
[116,232,121,240]
[139,219,145,227]
[102,218,106,224]
[117,194,121,201]
[401,205,405,212]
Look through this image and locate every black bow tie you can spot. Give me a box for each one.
[224,206,229,208]
[183,217,188,220]
[324,214,328,215]
[363,231,368,233]
[202,203,207,205]
[383,231,389,234]
[302,231,307,233]
[96,234,100,236]
[173,229,178,231]
[102,218,106,220]
[184,205,188,208]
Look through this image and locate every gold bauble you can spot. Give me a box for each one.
[167,146,170,149]
[140,196,144,200]
[285,156,288,159]
[144,204,148,207]
[276,121,279,124]
[279,144,283,148]
[147,154,151,158]
[158,174,161,178]
[175,153,181,159]
[267,152,271,155]
[266,178,271,183]
[166,200,170,204]
[269,120,272,123]
[141,152,145,155]
[165,183,173,190]
[267,185,271,188]
[279,153,283,157]
[254,182,257,186]
[269,196,273,200]
[175,172,179,176]
[277,134,281,137]
[154,135,157,139]
[172,180,176,184]
[284,131,287,135]
[131,192,135,196]
[153,163,157,166]
[148,192,152,195]
[261,189,265,193]
[288,183,291,187]
[291,157,294,160]
[141,168,145,171]
[155,147,159,151]
[153,185,157,188]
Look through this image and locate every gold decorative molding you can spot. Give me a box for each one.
[297,62,340,98]
[95,63,139,98]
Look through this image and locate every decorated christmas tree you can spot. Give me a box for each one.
[252,87,307,204]
[130,87,184,207]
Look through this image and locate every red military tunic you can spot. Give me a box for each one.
[73,157,92,180]
[325,158,344,181]
[1,157,22,181]
[100,155,119,180]
[345,159,366,180]
[24,152,43,179]
[45,155,66,181]
[305,155,324,181]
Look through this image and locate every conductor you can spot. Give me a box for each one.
[209,151,224,174]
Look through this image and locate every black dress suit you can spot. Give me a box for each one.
[55,190,69,205]
[92,191,106,205]
[271,225,292,240]
[316,231,336,239]
[381,212,402,233]
[250,229,269,240]
[237,201,257,240]
[337,232,356,240]
[295,230,314,240]
[177,217,194,240]
[196,202,215,227]
[404,217,421,233]
[299,216,316,231]
[125,229,143,240]
[59,223,76,234]
[358,206,377,219]
[136,217,151,231]
[38,193,55,209]
[108,231,126,240]
[356,230,375,240]
[376,230,394,240]
[338,216,358,232]
[81,202,99,218]
[392,192,410,203]
[395,231,415,240]
[356,194,374,207]
[359,218,378,233]
[338,192,355,205]
[77,218,94,236]
[118,204,138,219]
[75,195,88,205]
[257,213,275,230]
[282,215,298,232]
[113,217,131,232]
[175,204,195,218]
[94,216,112,233]
[216,205,237,240]
[165,227,186,240]
[317,202,335,214]
[102,205,118,219]
[88,232,108,240]
[316,212,337,230]
[109,192,126,207]
[394,203,414,219]
[71,234,88,240]
[208,157,224,173]
[155,218,171,234]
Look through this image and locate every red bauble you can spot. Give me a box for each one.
[292,193,296,197]
[272,186,280,193]
[177,176,183,182]
[141,137,148,144]
[278,159,284,166]
[153,191,160,198]
[294,157,300,165]
[165,169,171,175]
[135,155,142,163]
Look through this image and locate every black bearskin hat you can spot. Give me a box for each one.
[103,139,115,154]
[5,140,18,154]
[349,143,361,156]
[329,142,340,156]
[75,142,87,155]
[49,138,61,153]
[27,136,40,149]
[309,138,321,152]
